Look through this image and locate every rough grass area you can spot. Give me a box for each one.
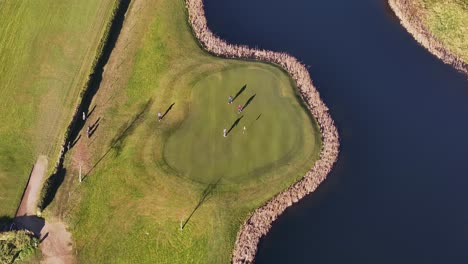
[64,0,321,263]
[0,0,116,216]
[417,0,468,62]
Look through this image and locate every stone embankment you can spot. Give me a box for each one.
[389,0,467,76]
[185,0,340,263]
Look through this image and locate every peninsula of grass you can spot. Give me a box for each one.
[57,0,322,263]
[0,0,117,216]
[417,0,467,63]
[389,0,467,74]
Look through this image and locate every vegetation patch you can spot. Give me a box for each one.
[61,0,321,263]
[0,230,38,264]
[420,0,468,63]
[0,0,117,216]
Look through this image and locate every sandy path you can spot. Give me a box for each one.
[39,220,74,264]
[14,156,74,264]
[15,155,48,217]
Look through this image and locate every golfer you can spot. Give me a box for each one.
[223,128,227,137]
[237,105,243,113]
[158,112,162,122]
[228,95,233,104]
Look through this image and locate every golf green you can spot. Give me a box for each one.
[164,65,319,184]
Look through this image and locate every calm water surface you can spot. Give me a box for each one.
[204,0,468,263]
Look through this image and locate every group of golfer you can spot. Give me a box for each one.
[155,93,248,137]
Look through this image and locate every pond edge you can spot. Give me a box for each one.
[388,0,467,76]
[185,0,340,263]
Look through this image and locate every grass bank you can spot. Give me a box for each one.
[58,0,322,263]
[0,0,116,216]
[419,0,467,62]
[389,0,467,74]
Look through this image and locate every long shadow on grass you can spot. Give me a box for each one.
[41,165,66,210]
[161,102,175,120]
[0,215,46,239]
[245,113,262,131]
[227,115,244,135]
[242,94,256,110]
[82,99,153,181]
[182,176,223,229]
[67,0,131,150]
[37,0,132,211]
[232,84,247,102]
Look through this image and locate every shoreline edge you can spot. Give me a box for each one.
[388,0,467,76]
[185,0,340,263]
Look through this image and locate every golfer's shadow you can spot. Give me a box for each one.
[227,116,244,135]
[232,84,247,102]
[82,99,153,181]
[242,94,256,110]
[161,102,175,120]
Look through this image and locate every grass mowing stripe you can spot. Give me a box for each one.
[0,0,116,216]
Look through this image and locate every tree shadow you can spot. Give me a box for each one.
[66,0,131,149]
[0,215,13,231]
[227,115,244,135]
[82,99,153,181]
[242,94,256,110]
[13,215,46,238]
[40,165,67,211]
[181,176,223,229]
[232,84,247,102]
[161,102,175,120]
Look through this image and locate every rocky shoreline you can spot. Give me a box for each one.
[185,0,340,263]
[388,0,467,76]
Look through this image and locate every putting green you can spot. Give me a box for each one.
[164,65,317,184]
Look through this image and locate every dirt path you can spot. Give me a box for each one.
[15,155,48,217]
[39,220,74,264]
[14,156,74,264]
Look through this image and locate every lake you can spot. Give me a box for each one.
[204,0,468,263]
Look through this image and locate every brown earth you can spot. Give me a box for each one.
[13,156,74,264]
[15,155,47,217]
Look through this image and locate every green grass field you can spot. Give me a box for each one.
[0,0,116,216]
[56,0,321,263]
[416,0,467,62]
[164,66,314,184]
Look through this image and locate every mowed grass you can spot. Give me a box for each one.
[0,0,116,216]
[68,0,321,263]
[164,66,315,184]
[417,0,467,62]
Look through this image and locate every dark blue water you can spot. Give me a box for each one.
[204,0,468,263]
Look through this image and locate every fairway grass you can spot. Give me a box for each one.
[59,0,321,263]
[0,0,116,216]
